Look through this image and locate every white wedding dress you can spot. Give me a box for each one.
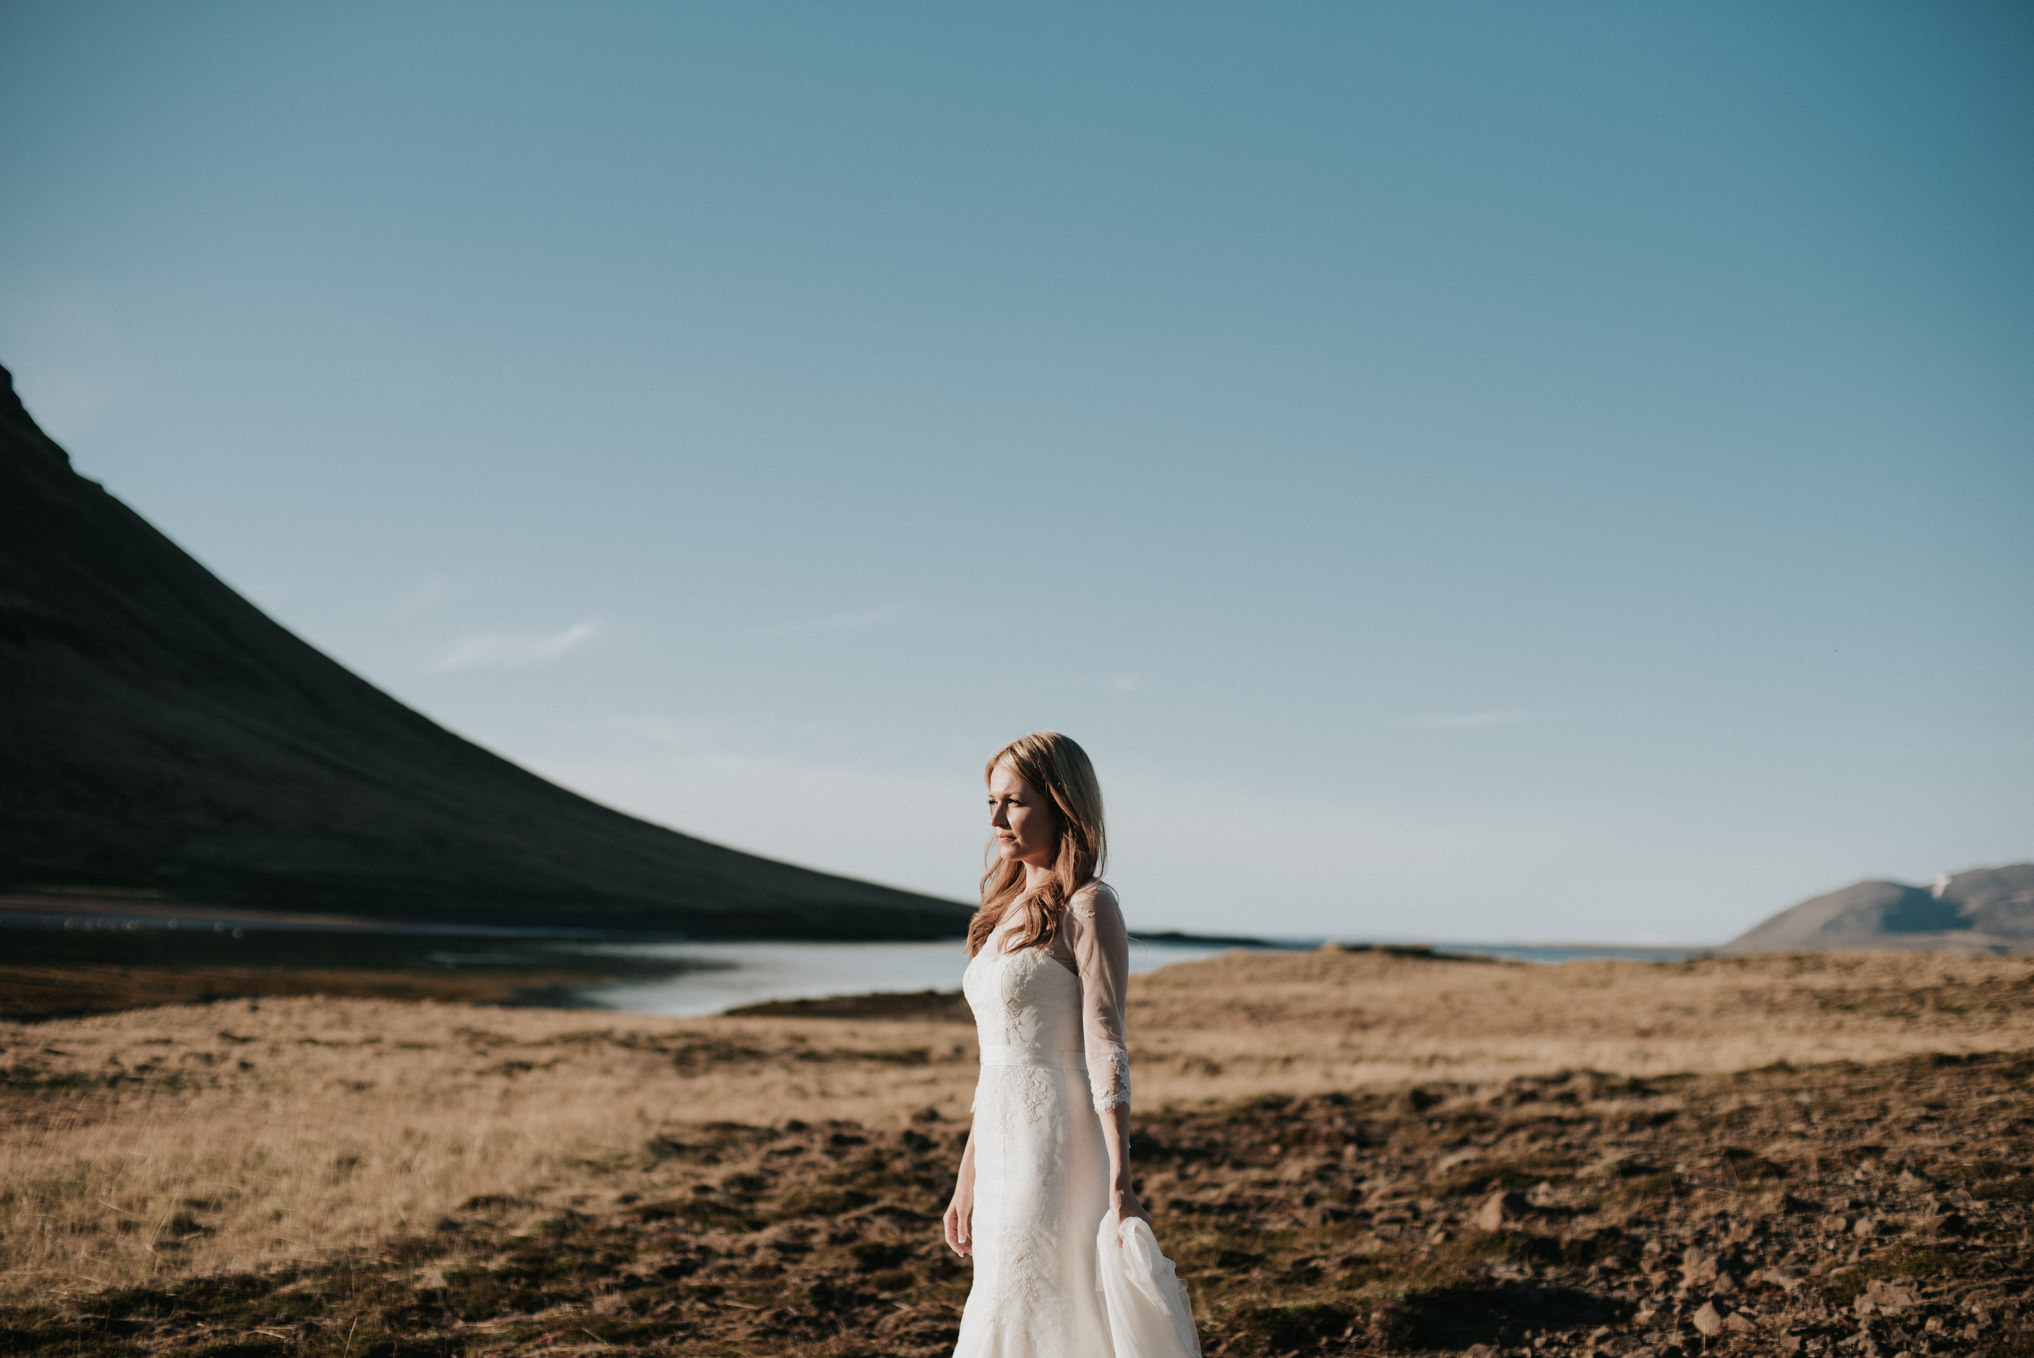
[953,884,1199,1358]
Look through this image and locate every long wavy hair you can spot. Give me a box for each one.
[966,731,1107,957]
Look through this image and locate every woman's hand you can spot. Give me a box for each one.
[943,1184,974,1257]
[1111,1181,1152,1229]
[944,1133,976,1257]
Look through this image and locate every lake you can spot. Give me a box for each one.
[560,937,1704,1016]
[0,902,1705,1019]
[564,937,1235,1016]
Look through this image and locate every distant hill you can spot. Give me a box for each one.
[0,365,969,939]
[1722,864,2034,955]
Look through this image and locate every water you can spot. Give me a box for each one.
[560,938,1706,1016]
[0,903,1706,1017]
[567,938,1234,1017]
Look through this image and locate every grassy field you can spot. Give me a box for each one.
[2,949,2030,1356]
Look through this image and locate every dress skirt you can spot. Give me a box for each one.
[952,1048,1113,1358]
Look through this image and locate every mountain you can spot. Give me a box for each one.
[1722,864,2034,954]
[0,366,969,938]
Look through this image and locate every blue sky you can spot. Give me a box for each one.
[2,2,2028,942]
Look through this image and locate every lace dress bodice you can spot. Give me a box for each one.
[962,883,1132,1113]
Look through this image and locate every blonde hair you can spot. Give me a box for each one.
[967,731,1107,957]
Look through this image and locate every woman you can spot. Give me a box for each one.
[944,732,1196,1357]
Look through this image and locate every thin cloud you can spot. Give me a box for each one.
[607,716,734,752]
[428,618,604,673]
[393,574,460,618]
[759,602,909,637]
[1388,710,1544,730]
[609,717,694,751]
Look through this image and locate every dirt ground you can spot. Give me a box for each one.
[2,949,2030,1356]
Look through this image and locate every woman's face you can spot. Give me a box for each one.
[988,762,1057,869]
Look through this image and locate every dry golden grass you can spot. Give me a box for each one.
[1128,947,2034,1103]
[0,999,974,1303]
[2,948,2029,1307]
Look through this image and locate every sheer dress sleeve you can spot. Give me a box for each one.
[1068,883,1132,1114]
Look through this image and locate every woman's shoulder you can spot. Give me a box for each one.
[1068,879,1121,919]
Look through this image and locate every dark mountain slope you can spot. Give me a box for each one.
[0,366,968,938]
[1938,862,2034,937]
[1722,863,2034,954]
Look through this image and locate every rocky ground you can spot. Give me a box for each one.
[4,1045,2028,1358]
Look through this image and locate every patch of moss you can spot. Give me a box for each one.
[179,1340,293,1358]
[0,1313,146,1358]
[1972,1176,2034,1204]
[1214,1299,1357,1354]
[1713,1146,1788,1183]
[1824,1244,1961,1307]
[1601,1170,1684,1207]
[1428,1156,1574,1197]
[846,1242,910,1273]
[1986,1327,2034,1358]
[771,1186,871,1219]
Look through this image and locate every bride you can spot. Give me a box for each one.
[944,732,1199,1358]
